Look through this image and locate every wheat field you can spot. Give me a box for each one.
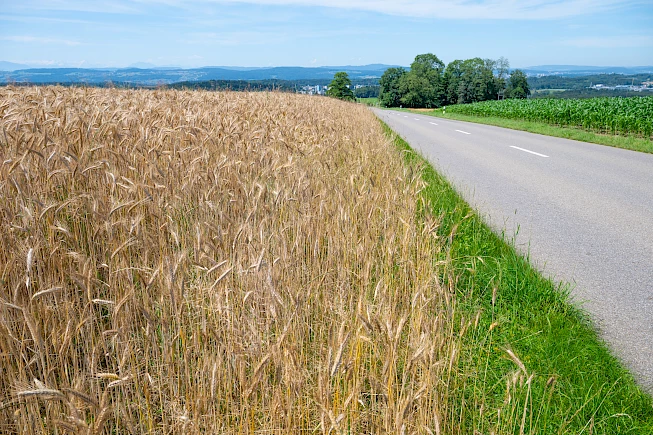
[0,86,504,433]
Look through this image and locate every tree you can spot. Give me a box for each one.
[495,56,510,95]
[442,57,509,104]
[461,58,489,103]
[379,53,516,107]
[443,59,465,105]
[326,72,354,101]
[353,86,380,98]
[460,58,496,103]
[400,53,446,108]
[379,67,406,107]
[506,69,530,99]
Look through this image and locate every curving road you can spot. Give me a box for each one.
[373,108,653,392]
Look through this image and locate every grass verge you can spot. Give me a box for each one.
[408,109,653,154]
[357,97,379,106]
[381,120,653,434]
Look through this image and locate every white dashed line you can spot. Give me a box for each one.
[510,146,549,158]
[429,122,438,125]
[455,130,471,135]
[414,118,420,121]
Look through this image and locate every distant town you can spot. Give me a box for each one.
[589,81,653,92]
[298,84,372,96]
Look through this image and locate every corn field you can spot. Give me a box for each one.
[446,96,653,138]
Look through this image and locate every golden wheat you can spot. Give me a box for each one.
[0,86,529,434]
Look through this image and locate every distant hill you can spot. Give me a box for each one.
[0,64,403,85]
[128,62,182,70]
[523,65,653,76]
[4,62,651,86]
[0,61,31,71]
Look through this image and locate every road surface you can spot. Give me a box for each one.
[373,108,653,392]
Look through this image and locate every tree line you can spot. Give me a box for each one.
[529,73,652,90]
[532,89,651,99]
[379,53,529,108]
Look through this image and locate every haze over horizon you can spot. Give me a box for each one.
[1,0,652,70]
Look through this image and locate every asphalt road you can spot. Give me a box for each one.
[373,108,653,392]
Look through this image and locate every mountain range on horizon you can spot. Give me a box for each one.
[0,61,401,73]
[524,65,653,75]
[1,61,652,85]
[0,63,400,85]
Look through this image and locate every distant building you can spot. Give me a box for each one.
[589,82,653,92]
[297,84,327,96]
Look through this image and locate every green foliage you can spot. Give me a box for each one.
[506,69,530,99]
[169,79,296,92]
[400,53,446,108]
[445,96,653,137]
[381,53,510,108]
[379,67,406,107]
[445,57,505,104]
[353,85,380,98]
[443,59,465,105]
[326,71,354,101]
[357,97,379,106]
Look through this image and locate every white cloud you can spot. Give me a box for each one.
[1,36,82,46]
[8,0,641,20]
[563,35,653,48]
[191,0,634,20]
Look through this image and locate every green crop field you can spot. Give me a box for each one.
[446,96,653,138]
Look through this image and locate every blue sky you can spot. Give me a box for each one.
[1,0,652,68]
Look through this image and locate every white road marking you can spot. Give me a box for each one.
[429,122,438,125]
[404,115,408,118]
[455,130,471,135]
[414,118,420,121]
[510,146,549,158]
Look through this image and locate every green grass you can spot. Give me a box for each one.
[381,121,653,434]
[409,109,653,154]
[358,97,379,106]
[533,89,568,94]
